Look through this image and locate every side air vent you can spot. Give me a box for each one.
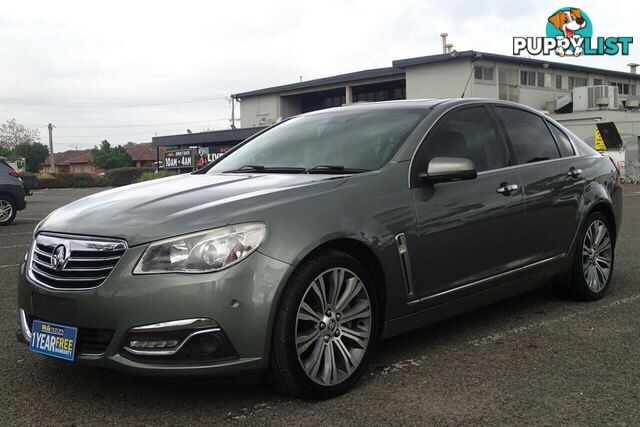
[395,233,414,296]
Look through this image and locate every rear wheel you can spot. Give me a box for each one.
[0,195,16,226]
[564,212,614,300]
[268,250,377,399]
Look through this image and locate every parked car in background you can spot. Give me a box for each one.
[0,157,27,225]
[19,174,37,196]
[17,99,622,398]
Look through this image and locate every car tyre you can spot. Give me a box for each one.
[0,195,16,226]
[268,250,377,399]
[562,212,615,301]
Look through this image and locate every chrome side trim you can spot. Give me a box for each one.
[129,318,219,333]
[122,327,221,356]
[476,155,580,177]
[395,233,414,296]
[19,309,32,342]
[407,254,565,306]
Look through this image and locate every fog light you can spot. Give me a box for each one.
[129,339,179,349]
[187,332,220,356]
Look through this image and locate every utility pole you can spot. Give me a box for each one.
[230,96,237,129]
[47,123,55,173]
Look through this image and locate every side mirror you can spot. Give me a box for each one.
[420,157,477,183]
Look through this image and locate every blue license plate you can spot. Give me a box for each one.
[29,320,77,362]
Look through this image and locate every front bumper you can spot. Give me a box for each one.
[17,244,293,377]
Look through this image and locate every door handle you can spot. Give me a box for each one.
[497,183,519,195]
[568,167,583,178]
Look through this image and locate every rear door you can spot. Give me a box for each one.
[408,105,527,299]
[493,106,584,262]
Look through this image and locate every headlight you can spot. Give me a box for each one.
[133,223,267,274]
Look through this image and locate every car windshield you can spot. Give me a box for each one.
[208,108,426,174]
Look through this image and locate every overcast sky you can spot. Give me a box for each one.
[0,0,637,152]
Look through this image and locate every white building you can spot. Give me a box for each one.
[232,50,640,180]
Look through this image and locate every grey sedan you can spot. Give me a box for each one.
[17,99,621,398]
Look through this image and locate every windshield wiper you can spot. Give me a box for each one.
[305,165,370,174]
[223,165,306,173]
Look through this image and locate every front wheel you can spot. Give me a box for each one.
[0,196,16,226]
[268,250,377,399]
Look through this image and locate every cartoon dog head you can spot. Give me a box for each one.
[548,8,587,38]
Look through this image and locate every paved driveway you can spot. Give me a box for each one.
[1,187,639,425]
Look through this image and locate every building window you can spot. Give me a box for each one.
[632,84,637,96]
[537,72,552,88]
[556,74,563,89]
[520,70,537,86]
[351,80,406,103]
[568,76,588,90]
[612,82,630,95]
[474,65,494,81]
[593,78,604,86]
[299,88,346,113]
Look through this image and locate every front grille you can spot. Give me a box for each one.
[27,314,114,355]
[28,233,127,290]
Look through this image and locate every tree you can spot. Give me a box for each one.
[13,142,50,172]
[0,119,41,150]
[90,140,132,170]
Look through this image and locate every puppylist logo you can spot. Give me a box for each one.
[513,7,632,57]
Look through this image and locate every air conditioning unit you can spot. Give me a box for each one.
[573,85,620,111]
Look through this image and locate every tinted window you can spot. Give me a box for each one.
[0,160,12,172]
[420,107,505,172]
[548,124,575,157]
[209,109,425,173]
[496,107,560,164]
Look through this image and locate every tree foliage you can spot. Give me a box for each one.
[0,119,41,149]
[13,142,50,172]
[90,140,132,170]
[0,145,11,157]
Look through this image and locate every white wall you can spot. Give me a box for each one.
[405,60,472,99]
[239,94,281,128]
[552,110,640,180]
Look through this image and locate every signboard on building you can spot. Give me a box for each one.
[164,149,194,169]
[594,122,623,151]
[195,146,233,169]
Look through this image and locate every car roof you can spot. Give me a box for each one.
[300,98,546,117]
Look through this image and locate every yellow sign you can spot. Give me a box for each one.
[594,127,607,151]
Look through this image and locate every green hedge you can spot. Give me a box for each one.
[104,167,153,187]
[33,173,108,189]
[136,170,177,182]
[30,169,154,189]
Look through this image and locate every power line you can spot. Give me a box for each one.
[60,118,230,129]
[54,125,230,139]
[0,94,229,108]
[0,117,230,129]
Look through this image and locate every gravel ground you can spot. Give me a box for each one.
[1,186,639,425]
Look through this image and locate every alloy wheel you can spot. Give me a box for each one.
[295,267,372,386]
[582,219,612,293]
[0,200,13,223]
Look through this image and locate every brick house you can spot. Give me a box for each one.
[43,143,164,175]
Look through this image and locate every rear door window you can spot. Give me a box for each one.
[548,123,575,157]
[495,107,560,164]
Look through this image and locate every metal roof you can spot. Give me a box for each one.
[392,50,640,81]
[232,67,405,98]
[151,127,266,147]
